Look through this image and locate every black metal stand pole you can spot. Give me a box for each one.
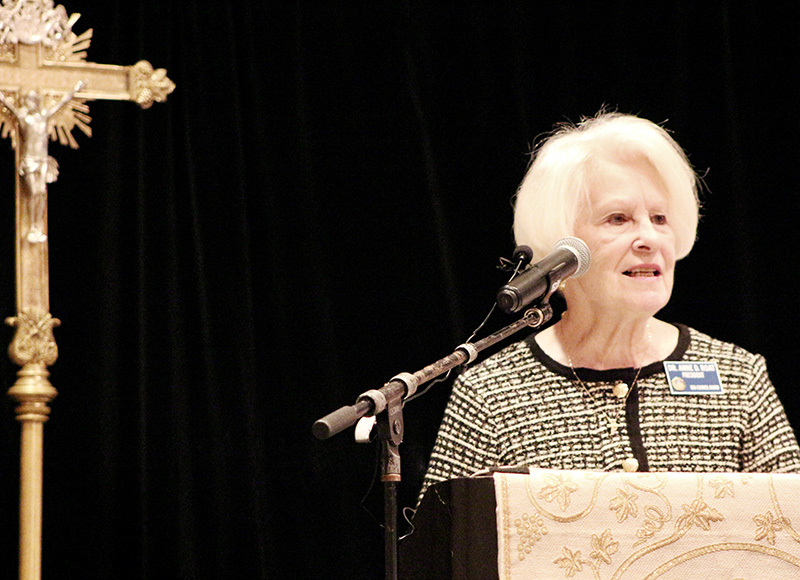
[376,378,403,580]
[312,304,554,580]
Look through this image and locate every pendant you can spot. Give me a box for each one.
[612,382,629,399]
[622,457,639,472]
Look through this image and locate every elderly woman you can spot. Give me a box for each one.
[419,112,800,499]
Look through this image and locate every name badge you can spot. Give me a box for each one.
[663,361,723,395]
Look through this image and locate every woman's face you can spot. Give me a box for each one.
[566,161,677,319]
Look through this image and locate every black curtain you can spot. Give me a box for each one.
[2,2,800,579]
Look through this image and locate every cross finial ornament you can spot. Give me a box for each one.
[0,3,174,579]
[0,0,71,47]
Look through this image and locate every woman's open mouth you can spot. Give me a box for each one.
[623,267,661,277]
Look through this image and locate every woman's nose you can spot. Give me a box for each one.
[633,220,659,251]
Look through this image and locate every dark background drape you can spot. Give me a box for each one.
[2,2,800,579]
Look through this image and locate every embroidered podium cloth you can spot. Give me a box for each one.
[494,469,800,579]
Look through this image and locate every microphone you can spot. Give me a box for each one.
[496,237,591,313]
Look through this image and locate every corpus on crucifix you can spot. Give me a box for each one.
[0,1,175,579]
[0,79,84,242]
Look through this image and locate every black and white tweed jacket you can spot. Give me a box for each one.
[420,324,800,499]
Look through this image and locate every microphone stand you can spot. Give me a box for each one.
[312,303,554,580]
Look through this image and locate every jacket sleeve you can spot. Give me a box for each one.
[741,354,800,473]
[417,371,501,502]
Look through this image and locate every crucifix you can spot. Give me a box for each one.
[0,1,175,579]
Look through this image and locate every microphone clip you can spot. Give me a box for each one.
[497,245,533,273]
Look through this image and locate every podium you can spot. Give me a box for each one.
[400,469,800,580]
[399,476,498,580]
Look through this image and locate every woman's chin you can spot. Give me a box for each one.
[626,295,671,317]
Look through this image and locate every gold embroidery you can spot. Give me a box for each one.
[554,529,619,577]
[538,472,580,512]
[676,499,724,532]
[708,475,735,499]
[499,474,512,580]
[589,529,619,565]
[623,472,669,494]
[526,471,608,523]
[641,542,800,579]
[634,505,669,547]
[615,493,723,579]
[515,512,548,561]
[609,488,639,523]
[754,511,791,545]
[497,471,800,580]
[768,474,800,544]
[553,546,584,577]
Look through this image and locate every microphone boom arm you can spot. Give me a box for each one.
[312,304,553,440]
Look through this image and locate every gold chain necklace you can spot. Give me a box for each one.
[564,323,652,440]
[567,363,641,439]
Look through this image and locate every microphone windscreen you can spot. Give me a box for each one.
[511,245,533,268]
[554,237,591,277]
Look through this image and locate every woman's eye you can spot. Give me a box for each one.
[608,214,628,225]
[651,214,667,225]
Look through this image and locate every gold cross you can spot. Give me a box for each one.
[0,24,174,108]
[1,3,174,320]
[0,2,174,579]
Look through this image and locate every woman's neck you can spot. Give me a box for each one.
[537,312,677,370]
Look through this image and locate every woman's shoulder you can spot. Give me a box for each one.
[681,324,765,370]
[455,336,550,388]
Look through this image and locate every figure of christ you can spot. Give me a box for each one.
[0,80,85,243]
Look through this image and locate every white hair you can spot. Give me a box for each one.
[513,112,700,260]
